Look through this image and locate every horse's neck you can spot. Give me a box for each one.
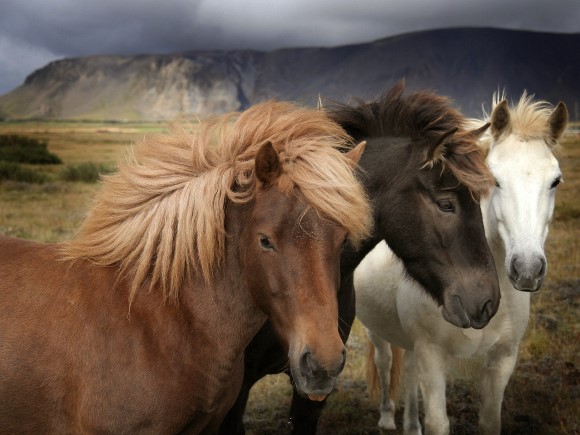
[341,235,383,277]
[160,202,267,381]
[341,138,410,275]
[187,270,264,343]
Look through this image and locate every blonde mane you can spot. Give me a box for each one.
[63,101,371,303]
[475,91,558,149]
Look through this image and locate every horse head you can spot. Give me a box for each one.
[332,84,501,329]
[481,96,568,292]
[239,140,368,400]
[376,125,499,329]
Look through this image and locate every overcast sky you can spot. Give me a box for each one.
[1,0,578,94]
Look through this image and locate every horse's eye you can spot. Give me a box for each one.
[550,176,562,189]
[495,179,501,188]
[259,235,274,251]
[437,199,455,213]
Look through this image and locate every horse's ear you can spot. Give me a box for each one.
[491,100,511,138]
[255,141,281,185]
[548,101,568,142]
[423,128,458,167]
[345,141,366,164]
[469,122,491,139]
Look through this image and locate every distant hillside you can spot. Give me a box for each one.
[1,28,579,120]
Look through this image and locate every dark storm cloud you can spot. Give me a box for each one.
[1,0,579,94]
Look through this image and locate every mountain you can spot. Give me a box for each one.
[1,28,579,120]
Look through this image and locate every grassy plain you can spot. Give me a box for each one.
[0,121,578,434]
[0,121,163,241]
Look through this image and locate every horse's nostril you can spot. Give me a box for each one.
[538,256,547,277]
[510,256,520,277]
[299,351,314,376]
[299,350,327,376]
[481,299,493,319]
[511,254,547,283]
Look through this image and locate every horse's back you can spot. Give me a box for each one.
[0,235,96,319]
[0,235,69,319]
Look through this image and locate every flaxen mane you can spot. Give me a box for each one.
[63,101,371,303]
[475,91,560,149]
[328,81,494,199]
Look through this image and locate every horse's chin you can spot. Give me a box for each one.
[509,275,543,293]
[289,364,336,400]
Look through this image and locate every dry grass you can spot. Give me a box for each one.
[0,122,577,434]
[0,120,163,167]
[0,121,164,241]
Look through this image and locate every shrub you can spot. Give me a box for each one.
[0,134,62,164]
[59,162,116,183]
[0,161,47,183]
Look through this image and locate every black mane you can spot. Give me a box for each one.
[328,81,493,199]
[328,81,467,142]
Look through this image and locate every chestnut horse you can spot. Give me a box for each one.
[0,101,372,433]
[218,83,501,434]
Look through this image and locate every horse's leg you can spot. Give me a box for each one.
[367,330,397,430]
[402,350,422,435]
[415,342,449,435]
[217,377,253,435]
[478,343,518,435]
[288,385,326,435]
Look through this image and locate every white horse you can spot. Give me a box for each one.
[354,93,568,435]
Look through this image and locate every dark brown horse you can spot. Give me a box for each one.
[0,101,372,433]
[219,83,501,434]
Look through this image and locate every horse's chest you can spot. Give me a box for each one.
[77,354,244,434]
[446,307,518,358]
[453,328,502,357]
[173,357,245,433]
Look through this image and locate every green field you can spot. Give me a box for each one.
[0,121,578,434]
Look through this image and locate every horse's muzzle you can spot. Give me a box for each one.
[442,294,496,329]
[291,346,346,399]
[508,254,546,292]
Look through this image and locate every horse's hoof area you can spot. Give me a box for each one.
[378,417,396,431]
[307,394,327,401]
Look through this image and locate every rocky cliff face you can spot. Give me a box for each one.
[1,28,578,120]
[0,51,261,120]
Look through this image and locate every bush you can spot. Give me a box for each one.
[0,134,62,164]
[59,162,116,183]
[0,161,47,183]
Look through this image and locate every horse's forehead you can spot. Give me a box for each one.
[254,187,339,234]
[488,136,560,177]
[420,164,461,190]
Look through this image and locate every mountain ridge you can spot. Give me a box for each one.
[1,27,578,120]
